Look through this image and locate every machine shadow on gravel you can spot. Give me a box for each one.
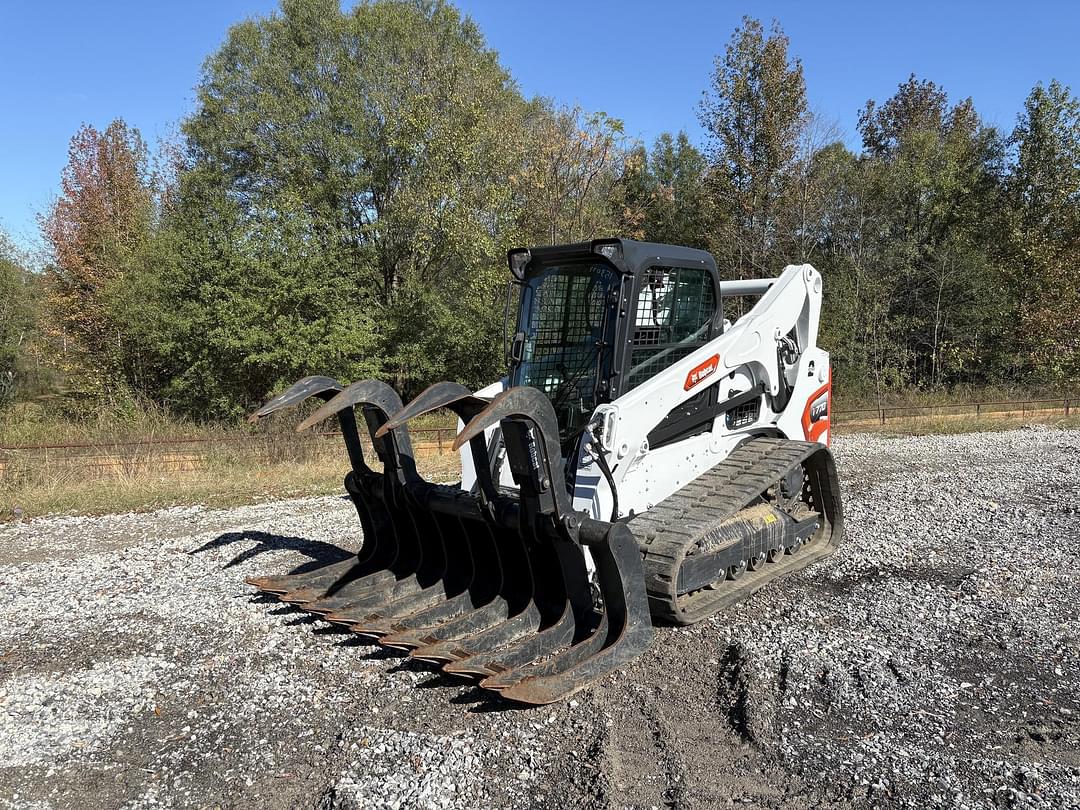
[189,529,355,571]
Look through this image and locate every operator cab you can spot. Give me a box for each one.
[506,239,723,448]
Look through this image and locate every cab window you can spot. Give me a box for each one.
[626,266,716,390]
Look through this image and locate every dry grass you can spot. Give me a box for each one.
[1,443,462,521]
[4,389,1077,521]
[834,411,1080,436]
[0,403,460,521]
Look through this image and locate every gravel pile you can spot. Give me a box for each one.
[1,426,1078,809]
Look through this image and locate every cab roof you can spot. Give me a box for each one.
[518,238,717,276]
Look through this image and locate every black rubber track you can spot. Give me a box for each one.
[630,437,844,625]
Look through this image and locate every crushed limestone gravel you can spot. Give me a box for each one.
[0,425,1078,809]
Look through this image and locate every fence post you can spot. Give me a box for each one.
[437,430,443,453]
[976,403,981,419]
[880,408,886,425]
[1066,398,1071,417]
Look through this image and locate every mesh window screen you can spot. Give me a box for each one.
[513,263,619,440]
[627,266,716,391]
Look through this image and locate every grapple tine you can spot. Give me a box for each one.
[374,382,490,438]
[245,558,357,594]
[296,380,408,433]
[320,578,430,625]
[480,613,607,691]
[346,584,459,636]
[402,526,537,659]
[279,569,396,607]
[301,572,399,614]
[413,606,543,665]
[248,375,343,422]
[444,603,576,678]
[380,599,512,650]
[486,523,654,704]
[370,594,488,645]
[453,388,529,451]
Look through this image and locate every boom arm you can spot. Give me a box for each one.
[580,263,827,517]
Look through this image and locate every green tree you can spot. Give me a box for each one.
[513,101,628,246]
[619,132,710,248]
[699,17,808,277]
[160,0,528,415]
[853,76,1005,388]
[0,231,36,405]
[1005,79,1080,380]
[40,119,155,400]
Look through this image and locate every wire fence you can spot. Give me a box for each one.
[1,397,1075,478]
[0,427,457,478]
[831,396,1075,427]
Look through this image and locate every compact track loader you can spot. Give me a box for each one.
[246,239,843,705]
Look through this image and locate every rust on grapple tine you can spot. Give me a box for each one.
[443,603,576,679]
[302,574,398,615]
[403,522,542,664]
[408,606,542,664]
[349,584,480,637]
[320,574,438,625]
[491,522,654,705]
[318,576,423,616]
[245,558,359,595]
[481,613,608,691]
[344,580,459,635]
[370,592,498,648]
[379,598,512,651]
[269,557,380,605]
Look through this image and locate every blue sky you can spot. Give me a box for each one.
[2,0,1078,251]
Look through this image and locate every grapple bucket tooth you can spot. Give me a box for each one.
[444,604,575,679]
[347,509,497,637]
[413,606,543,666]
[300,572,399,614]
[436,534,590,679]
[389,525,535,654]
[278,568,394,606]
[380,599,511,650]
[319,576,429,624]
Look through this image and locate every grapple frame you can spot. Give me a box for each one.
[246,375,653,705]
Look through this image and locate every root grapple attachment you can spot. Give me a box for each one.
[246,378,653,705]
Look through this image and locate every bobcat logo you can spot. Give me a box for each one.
[683,354,720,391]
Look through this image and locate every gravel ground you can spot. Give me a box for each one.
[1,426,1078,809]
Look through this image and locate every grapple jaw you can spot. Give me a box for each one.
[244,377,653,705]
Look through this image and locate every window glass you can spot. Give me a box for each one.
[512,262,620,439]
[627,266,716,390]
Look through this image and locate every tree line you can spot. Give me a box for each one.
[3,1,1078,419]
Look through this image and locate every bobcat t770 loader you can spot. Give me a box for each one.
[246,239,844,705]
